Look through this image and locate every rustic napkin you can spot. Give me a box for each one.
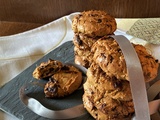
[117,18,160,61]
[0,13,160,120]
[118,18,160,45]
[127,18,160,44]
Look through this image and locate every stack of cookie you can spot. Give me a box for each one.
[83,37,159,120]
[72,10,117,68]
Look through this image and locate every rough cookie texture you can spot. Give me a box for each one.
[73,33,99,68]
[32,59,63,79]
[133,44,159,82]
[92,36,159,82]
[72,10,117,68]
[44,65,82,98]
[83,36,159,119]
[86,63,132,101]
[73,33,100,49]
[74,46,94,68]
[72,10,117,37]
[83,63,134,120]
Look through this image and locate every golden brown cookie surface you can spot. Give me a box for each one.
[72,10,117,37]
[32,59,63,79]
[133,44,159,82]
[92,37,127,80]
[85,62,132,101]
[74,54,90,68]
[83,62,134,120]
[83,94,134,120]
[74,46,94,68]
[44,65,82,98]
[82,35,159,119]
[92,36,159,82]
[73,33,100,49]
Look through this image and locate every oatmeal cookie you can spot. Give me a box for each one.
[83,94,134,120]
[73,33,100,49]
[83,63,134,120]
[74,54,90,68]
[73,33,100,68]
[74,46,94,68]
[133,44,159,82]
[72,10,117,37]
[44,65,82,98]
[92,36,159,82]
[32,59,63,79]
[85,63,132,101]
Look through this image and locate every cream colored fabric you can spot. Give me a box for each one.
[0,13,160,120]
[0,13,75,87]
[127,18,160,44]
[117,19,160,61]
[0,13,76,120]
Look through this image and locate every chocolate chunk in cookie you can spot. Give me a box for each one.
[32,59,63,79]
[92,36,159,82]
[44,65,82,98]
[72,10,117,37]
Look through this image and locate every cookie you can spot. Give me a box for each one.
[83,63,134,120]
[44,65,82,98]
[74,46,93,68]
[73,33,100,49]
[33,59,63,79]
[86,62,132,101]
[72,10,117,37]
[92,36,159,82]
[73,33,100,68]
[133,44,159,82]
[73,35,90,50]
[82,35,159,119]
[83,94,134,120]
[74,54,90,68]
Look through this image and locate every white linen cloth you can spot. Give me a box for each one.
[0,13,160,120]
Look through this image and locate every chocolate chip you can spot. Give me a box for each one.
[113,81,122,89]
[145,55,153,59]
[97,19,102,23]
[78,14,82,17]
[117,48,121,53]
[91,14,98,17]
[49,68,54,72]
[91,91,94,94]
[61,65,69,70]
[48,84,58,94]
[49,77,57,83]
[101,53,106,58]
[155,59,159,63]
[111,76,122,89]
[75,35,82,45]
[108,55,113,63]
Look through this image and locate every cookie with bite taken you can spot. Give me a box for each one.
[44,65,82,98]
[32,59,63,79]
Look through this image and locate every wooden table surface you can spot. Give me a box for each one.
[0,21,43,36]
[0,0,160,36]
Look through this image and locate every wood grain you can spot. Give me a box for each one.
[0,0,160,24]
[0,0,160,36]
[0,21,42,36]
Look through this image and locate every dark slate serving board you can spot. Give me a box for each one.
[0,41,93,120]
